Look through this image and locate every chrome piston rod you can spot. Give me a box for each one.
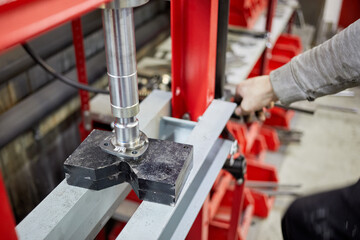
[102,0,148,156]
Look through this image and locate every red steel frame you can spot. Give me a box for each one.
[0,173,17,240]
[71,18,93,141]
[1,0,287,239]
[171,0,219,121]
[0,0,110,236]
[0,0,111,53]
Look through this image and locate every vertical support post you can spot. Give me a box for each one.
[71,18,92,141]
[215,0,231,99]
[0,173,17,240]
[186,195,210,240]
[259,0,277,75]
[227,181,245,240]
[171,0,219,121]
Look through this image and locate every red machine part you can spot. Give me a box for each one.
[71,18,92,141]
[0,173,18,240]
[0,1,113,237]
[263,107,295,129]
[209,185,254,240]
[226,120,280,218]
[187,170,255,240]
[107,222,127,240]
[249,33,303,77]
[246,160,278,217]
[226,121,280,157]
[187,196,211,240]
[229,0,267,28]
[0,0,111,53]
[171,0,219,121]
[338,0,360,29]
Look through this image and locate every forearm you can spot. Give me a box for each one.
[270,20,360,105]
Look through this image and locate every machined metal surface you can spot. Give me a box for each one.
[103,7,138,112]
[102,5,146,154]
[102,0,149,9]
[64,129,193,205]
[101,130,149,159]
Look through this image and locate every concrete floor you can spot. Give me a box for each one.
[248,87,360,240]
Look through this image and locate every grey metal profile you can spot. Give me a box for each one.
[117,100,236,239]
[16,90,236,239]
[16,90,172,240]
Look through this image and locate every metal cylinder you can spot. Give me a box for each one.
[103,7,140,147]
[101,0,149,9]
[114,117,140,148]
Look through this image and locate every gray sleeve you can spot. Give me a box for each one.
[269,19,360,105]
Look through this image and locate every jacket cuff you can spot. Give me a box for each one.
[270,61,308,105]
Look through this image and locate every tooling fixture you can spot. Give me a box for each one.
[64,0,193,205]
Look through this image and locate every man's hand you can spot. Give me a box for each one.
[235,75,278,116]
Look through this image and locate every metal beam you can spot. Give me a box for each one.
[16,90,172,240]
[16,90,236,239]
[118,100,236,240]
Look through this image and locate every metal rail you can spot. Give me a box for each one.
[118,98,236,239]
[16,90,171,240]
[16,90,236,239]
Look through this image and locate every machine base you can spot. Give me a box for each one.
[64,130,193,206]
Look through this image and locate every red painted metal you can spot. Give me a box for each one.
[263,107,295,129]
[229,0,267,28]
[209,171,233,220]
[71,18,92,141]
[108,222,127,240]
[259,125,280,151]
[0,173,17,240]
[259,0,277,75]
[249,33,302,77]
[208,171,254,240]
[186,196,210,240]
[227,182,245,240]
[246,161,278,218]
[126,190,142,203]
[225,120,281,218]
[338,0,360,29]
[0,0,111,53]
[238,188,254,238]
[226,121,280,158]
[171,0,219,121]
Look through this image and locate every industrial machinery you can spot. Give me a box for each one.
[0,0,237,238]
[64,0,194,206]
[0,0,300,238]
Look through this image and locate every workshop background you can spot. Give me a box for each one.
[0,0,359,239]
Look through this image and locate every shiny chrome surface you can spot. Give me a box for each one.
[114,117,139,147]
[103,8,138,109]
[101,0,149,9]
[102,5,147,150]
